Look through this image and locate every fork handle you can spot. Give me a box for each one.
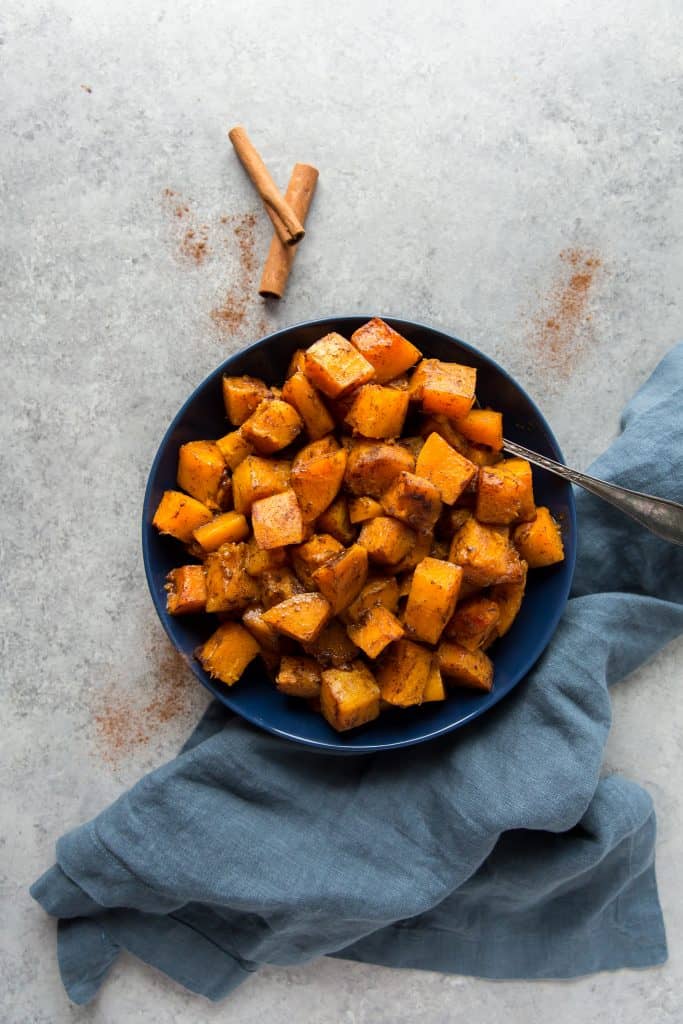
[502,438,683,546]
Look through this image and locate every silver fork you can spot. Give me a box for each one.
[503,438,683,545]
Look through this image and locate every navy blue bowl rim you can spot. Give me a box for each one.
[142,315,577,753]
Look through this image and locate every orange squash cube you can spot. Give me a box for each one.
[321,661,381,731]
[350,318,421,383]
[358,516,416,566]
[513,507,565,567]
[304,333,376,398]
[445,596,500,650]
[404,556,463,644]
[413,359,477,419]
[291,439,347,522]
[490,563,528,636]
[452,409,503,450]
[303,619,360,667]
[282,371,335,440]
[276,656,322,698]
[251,489,304,549]
[346,605,405,658]
[259,567,305,609]
[392,530,432,573]
[243,540,288,578]
[449,517,525,587]
[344,441,415,497]
[241,398,303,454]
[197,622,261,686]
[315,495,356,545]
[422,658,447,702]
[165,565,207,615]
[349,495,384,524]
[286,349,307,377]
[415,432,478,505]
[346,577,400,621]
[177,441,230,510]
[262,593,332,643]
[438,642,493,691]
[205,543,258,613]
[153,490,213,544]
[192,511,250,552]
[215,430,253,470]
[476,459,535,524]
[345,384,410,439]
[380,471,443,532]
[232,456,291,514]
[292,534,344,588]
[223,375,271,425]
[312,543,369,615]
[242,606,282,661]
[377,639,432,707]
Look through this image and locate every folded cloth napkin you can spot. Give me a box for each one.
[32,345,683,1005]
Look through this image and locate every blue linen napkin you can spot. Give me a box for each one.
[31,345,683,1004]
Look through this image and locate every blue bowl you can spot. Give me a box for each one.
[142,316,576,753]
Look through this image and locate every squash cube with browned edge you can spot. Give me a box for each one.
[412,359,477,420]
[215,430,253,470]
[344,441,415,497]
[350,318,421,383]
[476,459,535,525]
[438,642,494,692]
[291,439,347,522]
[347,605,404,658]
[452,408,503,450]
[259,567,305,609]
[251,489,304,549]
[304,333,376,398]
[490,562,528,637]
[232,456,291,514]
[315,495,356,545]
[241,398,303,454]
[346,577,400,621]
[445,596,500,650]
[513,507,565,567]
[377,639,432,707]
[281,371,335,440]
[153,490,213,544]
[242,606,282,668]
[381,471,443,532]
[165,565,207,615]
[422,658,447,702]
[345,384,410,440]
[262,593,332,644]
[349,495,383,524]
[404,556,463,644]
[223,375,271,425]
[177,441,230,511]
[192,511,250,552]
[312,543,368,615]
[392,530,432,573]
[242,539,287,578]
[291,534,344,589]
[320,661,381,731]
[449,517,525,587]
[303,619,360,667]
[205,543,259,614]
[276,656,322,698]
[197,622,261,686]
[415,432,478,505]
[358,516,416,566]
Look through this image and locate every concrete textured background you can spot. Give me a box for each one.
[1,0,681,1020]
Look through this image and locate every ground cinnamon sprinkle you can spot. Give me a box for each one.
[528,249,602,376]
[210,212,259,334]
[160,189,211,265]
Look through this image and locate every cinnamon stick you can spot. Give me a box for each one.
[228,126,305,247]
[259,163,319,299]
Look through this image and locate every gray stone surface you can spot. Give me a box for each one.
[1,0,681,1020]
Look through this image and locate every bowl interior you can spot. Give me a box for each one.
[142,317,576,753]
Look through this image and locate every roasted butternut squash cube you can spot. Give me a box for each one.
[241,398,303,454]
[358,516,416,566]
[223,375,271,425]
[392,530,432,573]
[316,495,356,545]
[346,576,400,622]
[404,556,463,644]
[243,540,288,578]
[414,359,477,419]
[292,534,344,588]
[276,656,321,698]
[251,489,304,549]
[303,619,360,667]
[445,596,500,650]
[165,565,207,615]
[452,408,503,450]
[350,318,421,383]
[197,622,261,686]
[262,593,332,643]
[344,441,415,497]
[291,440,347,521]
[153,490,213,544]
[422,658,447,702]
[304,333,376,398]
[177,441,229,511]
[476,459,535,524]
[377,639,432,707]
[349,496,384,524]
[312,543,368,615]
[215,430,253,470]
[490,563,528,636]
[345,384,410,439]
[415,432,478,505]
[282,371,335,440]
[259,567,305,609]
[192,511,250,553]
[320,662,380,731]
[205,543,259,613]
[232,456,291,514]
[438,642,494,691]
[380,471,443,532]
[513,507,565,567]
[418,414,470,455]
[242,606,282,661]
[286,348,307,377]
[449,518,525,587]
[347,605,404,658]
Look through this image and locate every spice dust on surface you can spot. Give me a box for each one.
[527,249,602,377]
[210,212,259,334]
